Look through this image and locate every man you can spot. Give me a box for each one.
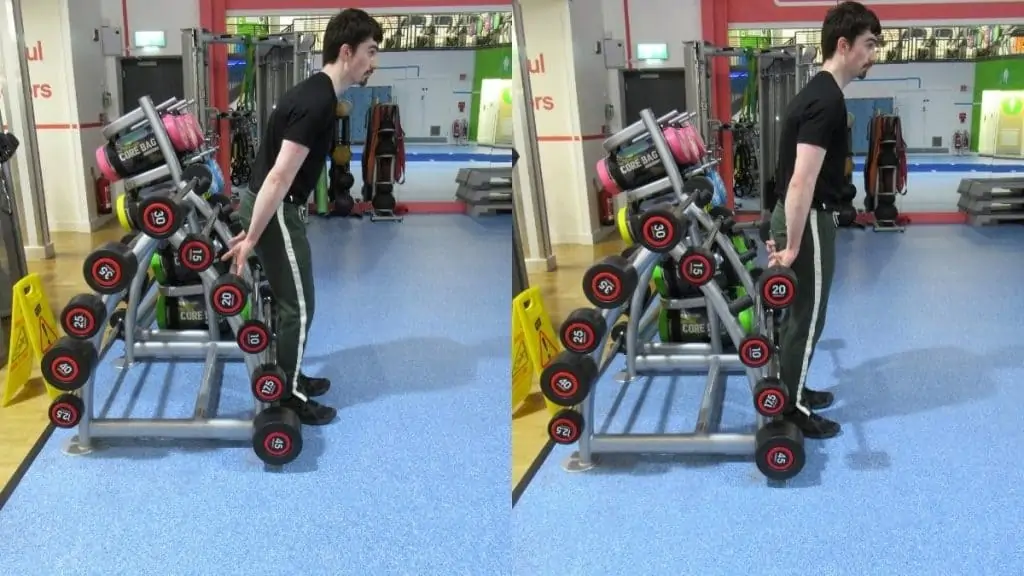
[767,1,880,439]
[222,9,383,425]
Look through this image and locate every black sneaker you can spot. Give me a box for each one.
[281,395,337,426]
[802,388,834,410]
[787,409,841,439]
[297,373,331,397]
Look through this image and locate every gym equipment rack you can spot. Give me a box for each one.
[956,177,1024,226]
[181,29,315,147]
[47,96,303,466]
[682,41,816,214]
[542,108,808,482]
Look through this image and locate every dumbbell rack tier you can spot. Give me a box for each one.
[549,108,802,481]
[55,96,278,459]
[369,127,403,223]
[103,96,219,195]
[871,120,905,233]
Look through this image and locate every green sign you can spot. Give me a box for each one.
[636,43,668,61]
[1002,96,1023,116]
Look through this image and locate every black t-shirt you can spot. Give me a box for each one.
[249,72,337,204]
[774,71,848,208]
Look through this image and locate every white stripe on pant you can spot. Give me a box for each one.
[275,203,308,402]
[794,208,823,415]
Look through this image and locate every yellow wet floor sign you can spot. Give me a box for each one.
[511,287,563,417]
[2,273,63,407]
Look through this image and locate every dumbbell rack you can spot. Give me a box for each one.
[539,108,808,482]
[368,128,403,223]
[871,115,905,233]
[46,95,303,466]
[113,96,221,219]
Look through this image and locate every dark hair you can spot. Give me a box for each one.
[820,1,881,61]
[322,9,383,66]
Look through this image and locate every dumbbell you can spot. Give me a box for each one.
[753,377,789,417]
[758,266,798,309]
[558,308,607,356]
[48,393,85,429]
[60,294,108,340]
[634,204,685,253]
[181,163,214,197]
[755,420,805,481]
[178,234,216,274]
[83,241,139,295]
[581,254,639,309]
[539,350,599,407]
[137,194,184,239]
[548,408,585,445]
[251,363,288,402]
[675,247,717,288]
[237,319,273,355]
[252,406,303,466]
[707,206,736,235]
[41,337,98,392]
[209,273,251,317]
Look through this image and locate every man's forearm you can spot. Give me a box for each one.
[246,173,292,243]
[783,180,814,252]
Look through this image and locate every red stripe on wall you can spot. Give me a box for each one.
[727,0,1024,24]
[536,134,605,142]
[2,122,103,130]
[121,0,130,56]
[225,0,508,10]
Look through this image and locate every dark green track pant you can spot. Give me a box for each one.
[770,203,837,414]
[237,191,315,401]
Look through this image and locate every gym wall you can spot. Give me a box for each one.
[842,62,974,154]
[972,57,1024,154]
[363,50,476,142]
[468,47,512,142]
[0,0,111,234]
[599,0,703,133]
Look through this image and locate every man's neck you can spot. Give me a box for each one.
[321,63,352,96]
[820,60,851,89]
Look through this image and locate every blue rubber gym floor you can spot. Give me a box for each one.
[0,215,511,576]
[514,224,1024,576]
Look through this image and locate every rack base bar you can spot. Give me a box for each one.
[80,418,253,441]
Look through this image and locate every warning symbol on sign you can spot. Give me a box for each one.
[39,316,60,351]
[536,330,559,368]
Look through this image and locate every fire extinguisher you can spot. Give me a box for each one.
[92,167,111,215]
[598,180,615,226]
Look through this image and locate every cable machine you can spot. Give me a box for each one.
[682,42,816,214]
[181,29,315,189]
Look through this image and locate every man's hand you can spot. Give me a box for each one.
[221,230,256,276]
[767,240,798,268]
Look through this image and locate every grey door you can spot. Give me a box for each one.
[0,166,28,366]
[121,57,185,112]
[622,69,687,124]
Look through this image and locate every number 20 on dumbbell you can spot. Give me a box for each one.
[210,274,250,317]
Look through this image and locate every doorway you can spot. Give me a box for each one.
[622,69,687,124]
[847,97,894,155]
[120,57,185,113]
[0,166,28,367]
